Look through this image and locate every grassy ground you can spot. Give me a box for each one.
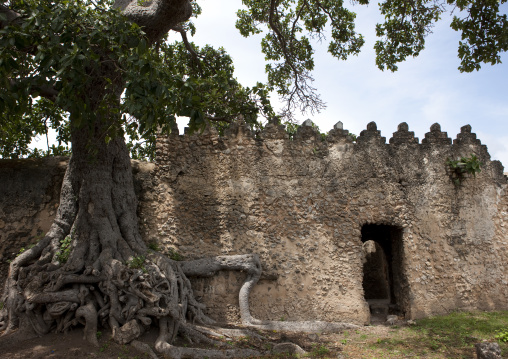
[3,310,506,358]
[249,311,508,358]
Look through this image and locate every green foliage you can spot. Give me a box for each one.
[127,255,146,271]
[0,96,69,158]
[0,0,506,161]
[147,241,160,252]
[496,328,508,343]
[16,243,35,257]
[285,122,300,140]
[55,235,72,264]
[284,120,327,141]
[309,343,330,356]
[374,0,508,72]
[446,154,483,186]
[451,0,508,72]
[166,248,184,261]
[99,342,109,352]
[374,0,445,72]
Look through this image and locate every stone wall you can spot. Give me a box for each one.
[1,121,508,326]
[0,157,156,282]
[0,157,67,281]
[151,121,508,324]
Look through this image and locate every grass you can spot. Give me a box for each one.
[338,311,508,359]
[247,311,508,358]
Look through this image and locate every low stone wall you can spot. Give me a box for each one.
[0,157,67,281]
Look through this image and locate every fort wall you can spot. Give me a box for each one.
[1,121,507,325]
[151,121,508,323]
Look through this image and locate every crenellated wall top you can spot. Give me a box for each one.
[157,120,495,162]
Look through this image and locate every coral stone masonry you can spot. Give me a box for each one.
[2,121,508,326]
[152,121,508,324]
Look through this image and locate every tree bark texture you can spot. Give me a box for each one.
[0,112,268,357]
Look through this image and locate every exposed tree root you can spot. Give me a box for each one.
[191,324,265,341]
[245,320,359,333]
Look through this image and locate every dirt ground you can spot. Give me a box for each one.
[0,324,401,359]
[0,329,157,359]
[0,322,484,359]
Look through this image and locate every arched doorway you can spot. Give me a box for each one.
[361,224,407,321]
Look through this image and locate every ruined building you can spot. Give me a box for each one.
[1,121,508,324]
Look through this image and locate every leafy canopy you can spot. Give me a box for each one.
[0,0,506,159]
[237,0,507,113]
[0,0,273,159]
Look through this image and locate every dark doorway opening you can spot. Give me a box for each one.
[361,224,407,320]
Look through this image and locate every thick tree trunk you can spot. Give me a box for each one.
[0,110,269,357]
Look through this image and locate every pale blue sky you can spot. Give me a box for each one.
[31,1,507,166]
[172,0,508,167]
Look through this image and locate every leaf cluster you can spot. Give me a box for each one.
[374,0,507,72]
[375,0,445,71]
[127,255,147,272]
[55,234,72,264]
[0,0,275,160]
[451,0,508,72]
[446,153,482,186]
[496,328,508,343]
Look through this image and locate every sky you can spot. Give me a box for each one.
[30,1,508,166]
[169,0,508,167]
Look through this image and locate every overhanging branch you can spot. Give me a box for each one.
[114,0,192,42]
[0,4,22,29]
[171,25,203,72]
[8,78,59,102]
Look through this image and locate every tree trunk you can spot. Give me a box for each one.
[0,102,269,357]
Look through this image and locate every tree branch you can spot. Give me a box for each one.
[8,79,59,102]
[0,4,22,29]
[114,0,192,42]
[289,0,308,50]
[268,0,324,115]
[171,25,203,72]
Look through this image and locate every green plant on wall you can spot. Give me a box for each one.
[166,248,184,261]
[446,154,482,186]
